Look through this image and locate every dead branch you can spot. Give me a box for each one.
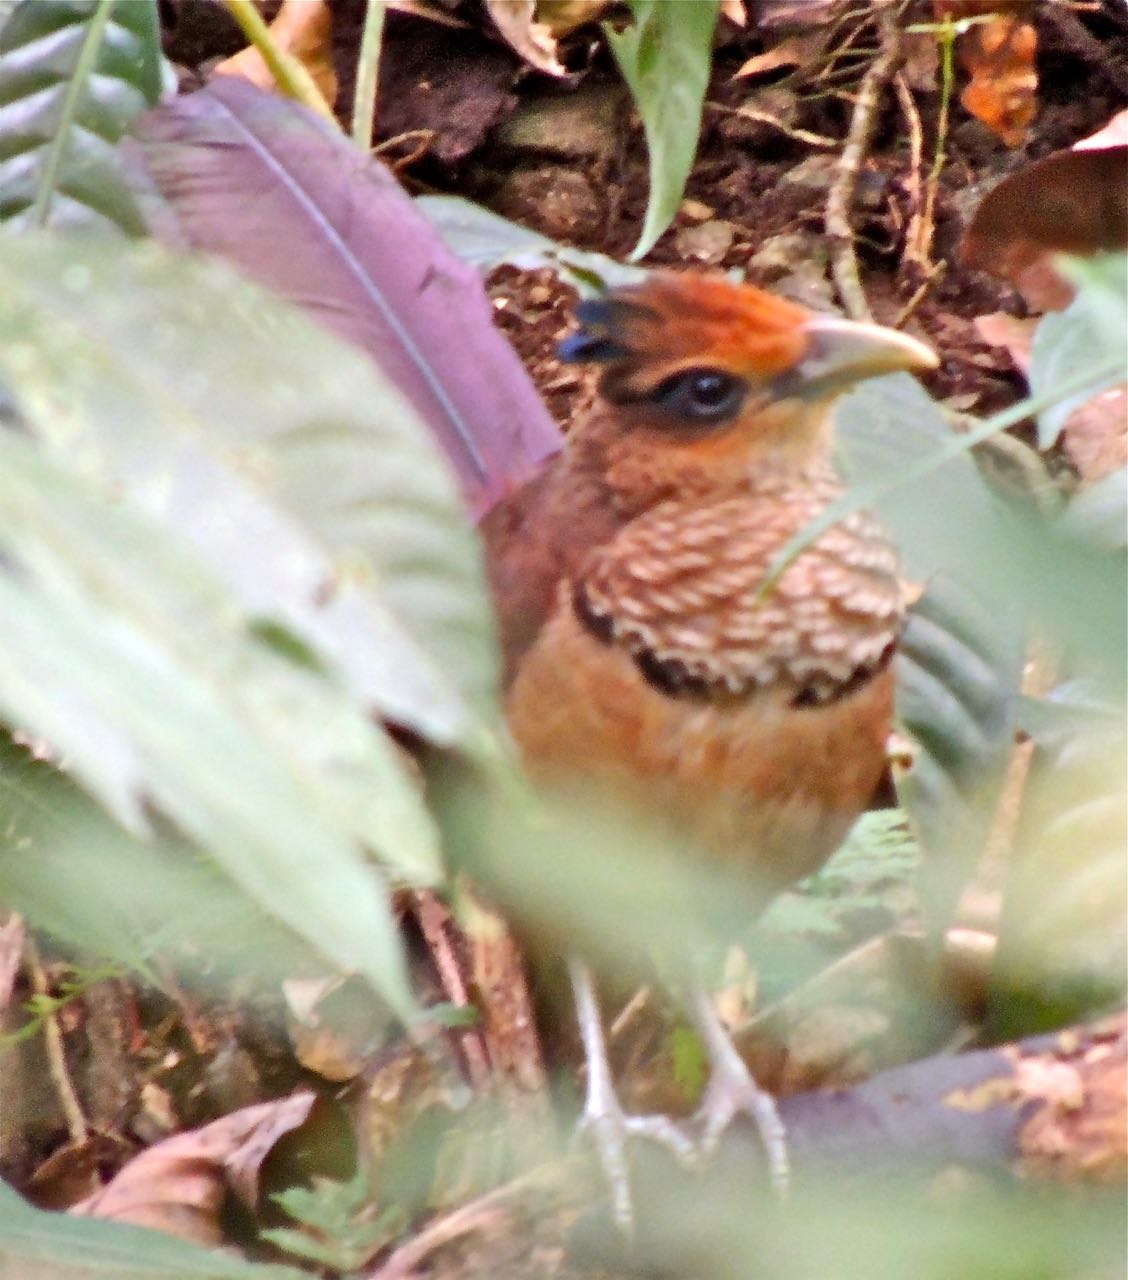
[825,6,903,321]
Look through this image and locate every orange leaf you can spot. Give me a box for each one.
[216,0,337,106]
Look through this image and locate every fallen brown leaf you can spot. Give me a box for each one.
[934,2,1038,147]
[536,0,612,38]
[215,0,337,106]
[961,100,1128,310]
[486,0,569,77]
[71,1093,316,1246]
[733,33,822,79]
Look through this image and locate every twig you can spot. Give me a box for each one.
[373,128,436,174]
[0,914,24,1013]
[24,937,88,1145]
[704,101,838,149]
[893,70,928,272]
[891,261,945,328]
[609,984,652,1040]
[369,1163,572,1280]
[351,0,387,151]
[825,5,903,321]
[412,889,492,1090]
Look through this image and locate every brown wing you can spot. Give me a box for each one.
[480,453,629,688]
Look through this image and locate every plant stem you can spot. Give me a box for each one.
[351,0,387,151]
[32,0,115,227]
[931,17,955,184]
[222,0,337,124]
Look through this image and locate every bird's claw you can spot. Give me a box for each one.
[690,1011,790,1195]
[576,1088,697,1230]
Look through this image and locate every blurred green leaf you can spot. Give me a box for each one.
[822,373,1126,893]
[605,0,718,261]
[0,0,163,235]
[265,1169,403,1271]
[763,809,921,940]
[1030,253,1128,448]
[1018,679,1125,746]
[416,193,646,294]
[989,719,1127,1039]
[834,377,1023,926]
[0,735,329,986]
[0,433,418,1015]
[609,1170,1125,1280]
[1060,464,1127,550]
[0,1177,304,1278]
[0,234,498,744]
[669,1024,707,1099]
[802,367,1125,644]
[897,576,1021,933]
[0,234,512,1016]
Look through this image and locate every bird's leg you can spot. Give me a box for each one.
[568,955,696,1229]
[689,987,790,1194]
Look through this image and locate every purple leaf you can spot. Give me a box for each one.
[129,76,561,519]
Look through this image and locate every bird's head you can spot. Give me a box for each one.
[559,273,937,493]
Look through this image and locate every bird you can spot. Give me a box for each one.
[473,271,938,1225]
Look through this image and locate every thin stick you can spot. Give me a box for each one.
[24,938,88,1145]
[412,889,492,1090]
[222,0,337,124]
[825,5,902,321]
[352,0,388,151]
[894,70,927,271]
[369,1164,568,1279]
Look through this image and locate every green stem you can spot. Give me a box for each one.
[32,0,116,227]
[760,357,1127,597]
[222,0,337,124]
[931,17,954,183]
[351,0,387,151]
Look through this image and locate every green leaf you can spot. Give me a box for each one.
[780,362,1125,611]
[896,576,1021,933]
[605,0,719,261]
[988,719,1127,1038]
[0,0,163,235]
[806,375,1125,898]
[761,810,921,944]
[669,1024,707,1100]
[1030,252,1128,448]
[0,735,342,988]
[1059,465,1127,550]
[0,1177,305,1279]
[834,376,1023,924]
[0,234,510,1015]
[835,373,1015,585]
[0,433,420,1016]
[0,234,498,743]
[416,193,646,294]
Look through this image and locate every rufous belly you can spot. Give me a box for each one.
[506,603,893,908]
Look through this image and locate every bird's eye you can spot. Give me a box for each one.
[652,368,745,423]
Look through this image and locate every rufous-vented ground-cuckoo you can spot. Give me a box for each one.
[473,272,936,1224]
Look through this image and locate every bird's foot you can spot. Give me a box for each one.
[576,1086,697,1231]
[690,991,789,1195]
[568,956,696,1230]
